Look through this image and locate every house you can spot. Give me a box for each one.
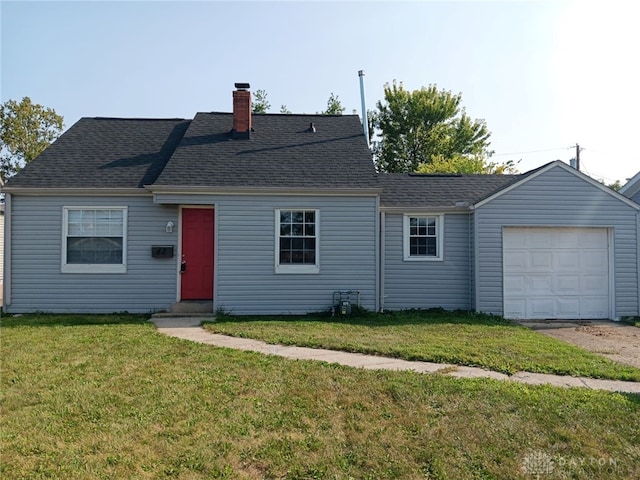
[2,84,639,320]
[620,171,640,205]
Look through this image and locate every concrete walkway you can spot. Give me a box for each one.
[151,317,640,394]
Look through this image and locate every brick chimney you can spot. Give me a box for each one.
[232,82,251,139]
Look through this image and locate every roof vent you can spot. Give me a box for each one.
[308,122,316,133]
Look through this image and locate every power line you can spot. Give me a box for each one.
[492,147,570,157]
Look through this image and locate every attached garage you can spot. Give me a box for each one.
[473,161,640,320]
[503,227,610,319]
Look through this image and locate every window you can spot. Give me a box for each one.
[62,207,127,273]
[275,209,319,274]
[403,215,443,261]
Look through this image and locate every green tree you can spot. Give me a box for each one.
[322,93,345,115]
[252,89,270,113]
[279,105,292,114]
[1,97,64,181]
[416,155,519,174]
[372,81,492,173]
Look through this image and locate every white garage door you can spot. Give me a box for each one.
[503,227,610,320]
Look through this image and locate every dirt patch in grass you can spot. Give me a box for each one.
[518,320,640,369]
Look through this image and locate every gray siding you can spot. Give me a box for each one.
[475,166,639,318]
[383,213,472,311]
[7,196,179,313]
[9,193,378,315]
[156,194,378,315]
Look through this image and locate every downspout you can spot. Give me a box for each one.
[4,193,11,308]
[379,211,385,312]
[468,212,473,311]
[637,211,640,317]
[472,205,480,313]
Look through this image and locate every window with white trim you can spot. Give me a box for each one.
[275,209,319,274]
[62,207,127,273]
[403,214,443,261]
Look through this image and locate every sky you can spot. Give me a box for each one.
[2,0,638,184]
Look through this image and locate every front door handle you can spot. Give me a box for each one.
[180,260,187,273]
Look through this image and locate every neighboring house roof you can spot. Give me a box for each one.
[153,113,377,190]
[379,172,520,208]
[620,170,640,198]
[3,118,191,189]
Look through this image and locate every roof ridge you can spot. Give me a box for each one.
[87,116,190,121]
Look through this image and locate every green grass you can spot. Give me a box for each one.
[2,314,639,479]
[204,310,640,381]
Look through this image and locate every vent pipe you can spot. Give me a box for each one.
[358,70,370,147]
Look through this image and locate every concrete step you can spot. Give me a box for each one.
[169,300,213,314]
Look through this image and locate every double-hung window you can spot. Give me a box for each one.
[275,209,319,274]
[403,214,443,261]
[62,207,127,273]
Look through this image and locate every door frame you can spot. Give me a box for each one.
[177,205,217,302]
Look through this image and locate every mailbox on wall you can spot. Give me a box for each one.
[151,245,175,259]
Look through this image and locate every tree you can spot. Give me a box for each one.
[372,81,492,173]
[279,105,292,114]
[1,97,64,181]
[322,93,345,115]
[416,155,519,174]
[252,89,270,113]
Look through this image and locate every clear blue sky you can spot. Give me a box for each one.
[2,0,638,183]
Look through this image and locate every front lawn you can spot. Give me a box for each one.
[204,310,640,381]
[2,314,639,479]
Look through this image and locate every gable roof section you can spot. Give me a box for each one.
[474,160,640,210]
[4,117,191,189]
[379,172,520,209]
[620,170,640,198]
[152,113,377,190]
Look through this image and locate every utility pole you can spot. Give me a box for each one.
[575,143,581,171]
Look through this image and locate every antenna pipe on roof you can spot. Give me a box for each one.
[358,70,370,147]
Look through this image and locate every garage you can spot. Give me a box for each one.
[503,227,610,320]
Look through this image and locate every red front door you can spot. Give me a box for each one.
[181,208,214,300]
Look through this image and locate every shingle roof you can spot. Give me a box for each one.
[379,172,522,208]
[153,113,377,189]
[4,117,191,188]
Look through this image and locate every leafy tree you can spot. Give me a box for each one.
[322,93,345,115]
[416,155,519,174]
[279,105,292,114]
[252,89,270,113]
[372,81,492,173]
[1,97,64,181]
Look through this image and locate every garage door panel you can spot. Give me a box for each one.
[581,250,608,271]
[581,297,609,318]
[528,275,553,294]
[582,274,608,293]
[504,298,526,319]
[529,297,554,318]
[504,275,526,294]
[555,251,580,270]
[528,251,553,270]
[503,227,609,320]
[578,229,608,248]
[528,230,553,248]
[554,229,579,247]
[555,275,580,294]
[555,297,581,318]
[504,251,526,271]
